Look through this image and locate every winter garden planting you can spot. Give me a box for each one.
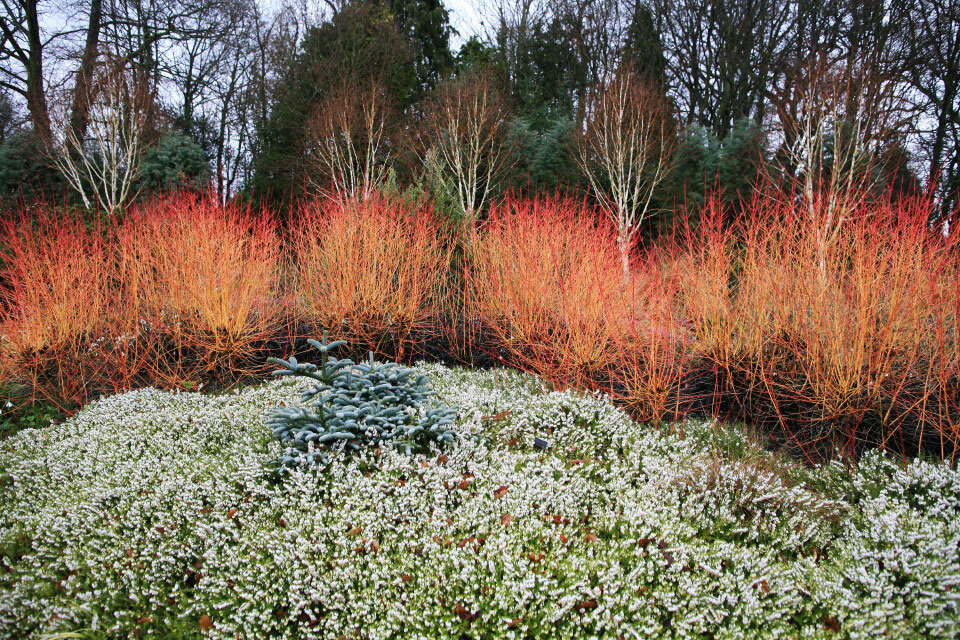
[3,194,960,462]
[1,362,958,638]
[1,193,960,637]
[1,0,959,633]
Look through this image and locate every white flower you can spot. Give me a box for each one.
[0,365,956,639]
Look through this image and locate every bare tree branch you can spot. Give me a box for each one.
[577,63,676,278]
[418,71,514,223]
[305,80,394,203]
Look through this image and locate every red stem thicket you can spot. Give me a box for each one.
[1,191,957,462]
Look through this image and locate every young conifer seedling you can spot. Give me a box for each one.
[266,332,458,470]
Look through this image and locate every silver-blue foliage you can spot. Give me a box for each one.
[265,334,458,469]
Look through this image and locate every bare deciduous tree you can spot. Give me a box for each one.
[216,2,302,199]
[649,0,797,139]
[903,0,960,219]
[0,0,89,146]
[52,58,155,215]
[419,71,514,223]
[305,81,393,203]
[776,53,908,236]
[577,65,675,278]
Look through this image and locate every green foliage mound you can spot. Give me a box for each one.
[140,130,209,193]
[0,130,64,201]
[266,335,457,468]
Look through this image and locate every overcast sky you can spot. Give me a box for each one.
[260,0,487,47]
[444,0,485,47]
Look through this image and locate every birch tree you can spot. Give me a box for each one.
[53,59,154,215]
[777,54,907,237]
[577,65,675,278]
[419,71,513,223]
[305,81,393,202]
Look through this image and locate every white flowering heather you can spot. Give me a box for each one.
[0,364,958,639]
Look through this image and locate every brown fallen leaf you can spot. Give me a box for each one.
[453,603,478,621]
[823,614,840,632]
[500,514,513,526]
[227,509,238,519]
[493,485,509,499]
[575,599,597,612]
[584,532,598,543]
[346,526,362,537]
[199,614,213,631]
[481,410,512,422]
[401,574,412,582]
[659,542,675,565]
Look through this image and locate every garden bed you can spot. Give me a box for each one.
[0,364,958,638]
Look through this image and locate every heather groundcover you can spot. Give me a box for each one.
[1,364,958,639]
